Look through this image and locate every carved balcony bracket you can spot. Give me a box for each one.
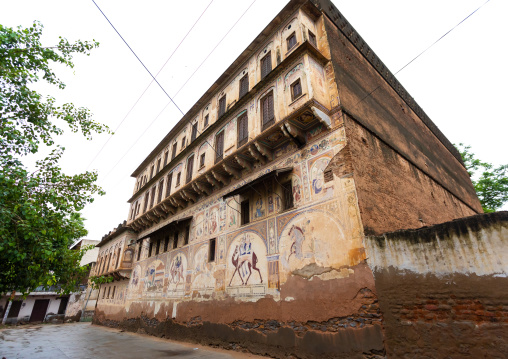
[235,155,253,171]
[284,123,306,147]
[212,170,230,186]
[254,141,273,161]
[311,106,331,128]
[206,173,221,188]
[195,182,212,196]
[223,163,242,180]
[182,189,197,203]
[249,145,267,165]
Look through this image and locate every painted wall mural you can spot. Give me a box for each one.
[167,253,187,297]
[226,232,268,297]
[100,130,363,308]
[278,210,346,284]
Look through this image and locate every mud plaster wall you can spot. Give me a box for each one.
[365,212,508,358]
[95,130,386,358]
[322,15,481,214]
[344,116,477,235]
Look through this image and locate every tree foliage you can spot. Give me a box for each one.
[457,143,508,213]
[0,22,111,295]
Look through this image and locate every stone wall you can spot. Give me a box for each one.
[365,211,508,358]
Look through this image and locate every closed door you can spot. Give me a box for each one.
[29,299,50,322]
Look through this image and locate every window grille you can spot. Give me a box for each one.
[261,52,272,79]
[261,91,275,130]
[237,113,248,147]
[218,95,227,118]
[239,74,249,98]
[215,131,224,163]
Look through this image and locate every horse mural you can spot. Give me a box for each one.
[229,234,263,286]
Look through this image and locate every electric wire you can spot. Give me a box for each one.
[95,0,260,190]
[86,0,215,171]
[350,0,491,110]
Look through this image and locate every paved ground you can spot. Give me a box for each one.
[0,322,265,359]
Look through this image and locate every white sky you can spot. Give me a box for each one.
[2,0,507,242]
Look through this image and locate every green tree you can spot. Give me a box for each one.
[457,143,508,213]
[0,21,111,296]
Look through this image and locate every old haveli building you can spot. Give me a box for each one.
[93,0,486,357]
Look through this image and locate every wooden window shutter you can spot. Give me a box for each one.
[186,155,194,183]
[239,75,249,98]
[143,193,149,213]
[172,143,177,160]
[218,96,226,117]
[261,52,272,80]
[166,173,173,197]
[149,186,156,208]
[157,179,164,203]
[238,113,248,147]
[191,123,198,142]
[262,92,274,130]
[215,131,224,163]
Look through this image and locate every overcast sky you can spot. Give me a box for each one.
[3,0,507,242]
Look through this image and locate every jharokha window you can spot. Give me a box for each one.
[291,79,302,101]
[165,172,173,197]
[215,131,224,163]
[261,51,272,80]
[237,112,248,147]
[186,155,194,184]
[218,95,227,118]
[308,30,317,47]
[261,91,275,131]
[239,74,249,98]
[191,122,198,142]
[157,179,164,204]
[287,32,297,51]
[171,143,177,160]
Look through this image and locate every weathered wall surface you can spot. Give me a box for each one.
[322,14,482,217]
[365,211,508,358]
[344,116,476,235]
[94,128,386,358]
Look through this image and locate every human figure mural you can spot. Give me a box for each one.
[229,234,263,286]
[287,224,305,261]
[169,254,185,287]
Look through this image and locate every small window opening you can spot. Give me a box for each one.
[184,225,190,245]
[241,200,250,225]
[291,79,302,100]
[218,95,227,117]
[204,114,209,128]
[208,238,216,262]
[282,181,294,210]
[173,232,179,249]
[287,32,297,50]
[200,153,206,168]
[308,30,317,47]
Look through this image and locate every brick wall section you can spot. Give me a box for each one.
[365,212,508,358]
[322,15,482,214]
[344,115,476,235]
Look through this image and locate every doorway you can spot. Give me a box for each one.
[29,299,50,322]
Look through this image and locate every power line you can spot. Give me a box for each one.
[351,0,491,110]
[97,0,259,186]
[87,0,214,170]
